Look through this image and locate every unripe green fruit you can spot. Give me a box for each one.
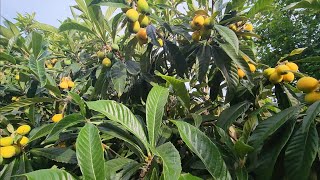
[64,59,72,65]
[137,0,150,14]
[97,51,105,59]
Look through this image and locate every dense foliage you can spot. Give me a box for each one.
[0,0,320,180]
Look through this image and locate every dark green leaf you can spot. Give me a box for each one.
[0,52,16,64]
[214,25,239,53]
[29,124,55,142]
[30,148,77,164]
[111,61,127,97]
[20,169,75,180]
[0,98,54,113]
[301,101,320,133]
[196,44,211,83]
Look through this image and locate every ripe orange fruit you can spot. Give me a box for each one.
[296,77,319,93]
[238,69,246,79]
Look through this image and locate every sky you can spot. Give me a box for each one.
[1,0,76,27]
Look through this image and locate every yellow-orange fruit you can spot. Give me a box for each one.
[59,81,69,89]
[97,51,105,59]
[193,15,205,27]
[276,65,290,75]
[0,146,16,158]
[263,68,275,78]
[192,31,201,42]
[285,62,299,72]
[229,24,237,31]
[67,80,75,88]
[136,28,147,40]
[296,77,319,93]
[52,114,64,123]
[51,58,58,64]
[0,137,14,146]
[15,74,20,80]
[126,9,139,22]
[269,72,283,84]
[304,91,320,104]
[129,21,140,33]
[138,14,149,27]
[157,38,163,47]
[238,69,246,79]
[203,17,213,28]
[190,21,201,31]
[243,23,253,31]
[248,64,256,72]
[102,57,112,67]
[283,72,295,82]
[19,136,29,146]
[16,125,31,135]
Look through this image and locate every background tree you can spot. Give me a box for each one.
[253,0,320,78]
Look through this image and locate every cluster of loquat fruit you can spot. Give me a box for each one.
[45,58,58,69]
[229,21,254,39]
[263,62,298,84]
[59,77,75,89]
[96,49,113,68]
[263,61,320,104]
[0,125,30,159]
[297,76,320,104]
[123,0,151,45]
[190,13,214,42]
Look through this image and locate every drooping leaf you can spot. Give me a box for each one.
[164,40,187,78]
[172,121,231,179]
[214,25,239,53]
[155,142,182,180]
[20,169,75,180]
[86,100,149,149]
[105,158,137,179]
[196,44,212,83]
[110,61,127,97]
[30,148,77,164]
[178,173,203,180]
[146,85,169,147]
[284,123,318,180]
[76,123,105,180]
[216,101,250,131]
[147,24,160,46]
[68,92,87,117]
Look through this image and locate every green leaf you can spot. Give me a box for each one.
[275,84,292,110]
[20,169,75,180]
[248,105,300,149]
[196,44,212,82]
[29,56,47,87]
[234,139,254,158]
[29,124,55,142]
[96,2,130,8]
[284,0,320,11]
[247,0,275,18]
[289,47,307,56]
[86,100,149,149]
[146,85,169,147]
[30,22,58,33]
[156,72,190,110]
[164,40,188,78]
[59,22,94,34]
[45,113,85,143]
[252,117,296,179]
[216,101,250,131]
[31,31,43,59]
[302,101,320,133]
[284,123,319,180]
[219,42,253,82]
[172,121,231,179]
[179,173,202,180]
[155,142,181,180]
[30,148,77,164]
[0,52,16,64]
[76,123,105,180]
[147,25,160,46]
[110,61,127,97]
[0,98,54,113]
[0,25,14,39]
[68,92,86,117]
[293,56,320,63]
[105,158,136,179]
[214,25,239,54]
